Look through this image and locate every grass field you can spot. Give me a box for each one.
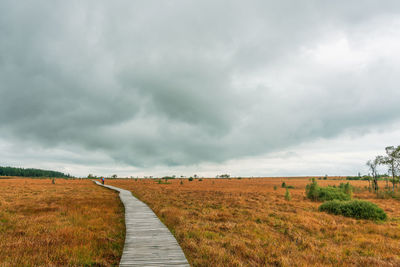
[0,178,125,266]
[107,178,400,267]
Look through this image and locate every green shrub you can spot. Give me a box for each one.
[286,185,295,189]
[305,181,320,201]
[318,187,351,201]
[188,177,194,181]
[273,185,277,190]
[281,182,286,188]
[306,181,351,201]
[319,200,387,221]
[339,182,353,197]
[199,178,203,181]
[285,188,291,201]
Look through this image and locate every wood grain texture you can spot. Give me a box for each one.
[93,181,189,267]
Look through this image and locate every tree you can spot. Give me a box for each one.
[380,146,400,192]
[111,174,118,178]
[0,166,71,178]
[366,156,382,193]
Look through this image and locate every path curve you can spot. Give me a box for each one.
[93,181,189,267]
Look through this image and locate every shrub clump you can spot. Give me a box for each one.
[306,181,351,201]
[318,187,351,201]
[319,200,387,221]
[285,188,291,201]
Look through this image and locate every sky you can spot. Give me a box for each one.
[1,1,400,177]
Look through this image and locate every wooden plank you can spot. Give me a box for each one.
[93,181,190,267]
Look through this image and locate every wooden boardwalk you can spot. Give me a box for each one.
[93,181,190,267]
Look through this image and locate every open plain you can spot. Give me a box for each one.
[1,177,400,266]
[107,178,400,267]
[0,178,125,266]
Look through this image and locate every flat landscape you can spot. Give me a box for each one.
[0,178,125,266]
[107,178,400,267]
[2,177,400,266]
[2,2,400,267]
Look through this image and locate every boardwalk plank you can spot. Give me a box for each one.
[93,181,190,267]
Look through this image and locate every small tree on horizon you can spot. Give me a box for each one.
[379,146,400,192]
[367,156,382,193]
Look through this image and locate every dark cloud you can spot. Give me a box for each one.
[1,1,400,172]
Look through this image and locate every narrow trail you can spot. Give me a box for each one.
[93,181,189,267]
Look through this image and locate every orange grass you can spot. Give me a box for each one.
[0,178,125,266]
[108,178,400,266]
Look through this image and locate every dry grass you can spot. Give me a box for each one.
[108,178,400,267]
[0,178,124,267]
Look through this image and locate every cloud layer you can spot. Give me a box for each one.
[1,1,400,174]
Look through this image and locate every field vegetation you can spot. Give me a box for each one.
[0,178,124,266]
[108,178,400,266]
[305,180,352,201]
[319,200,387,221]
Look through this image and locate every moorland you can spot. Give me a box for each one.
[108,177,400,266]
[0,178,124,266]
[1,176,400,266]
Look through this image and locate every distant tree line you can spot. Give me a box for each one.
[0,166,72,178]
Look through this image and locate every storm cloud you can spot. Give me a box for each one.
[1,1,400,175]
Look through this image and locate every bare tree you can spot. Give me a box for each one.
[380,146,400,192]
[367,156,382,192]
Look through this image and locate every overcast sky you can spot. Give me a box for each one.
[1,1,400,177]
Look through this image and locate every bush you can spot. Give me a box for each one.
[163,176,176,180]
[286,185,295,189]
[319,200,387,221]
[281,182,286,188]
[188,177,194,181]
[318,187,351,201]
[305,181,320,201]
[306,181,351,201]
[273,185,277,190]
[346,176,361,180]
[337,182,353,198]
[285,188,291,201]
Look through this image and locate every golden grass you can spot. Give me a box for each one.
[0,178,124,267]
[107,178,400,267]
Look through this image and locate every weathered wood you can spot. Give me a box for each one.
[93,181,189,267]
